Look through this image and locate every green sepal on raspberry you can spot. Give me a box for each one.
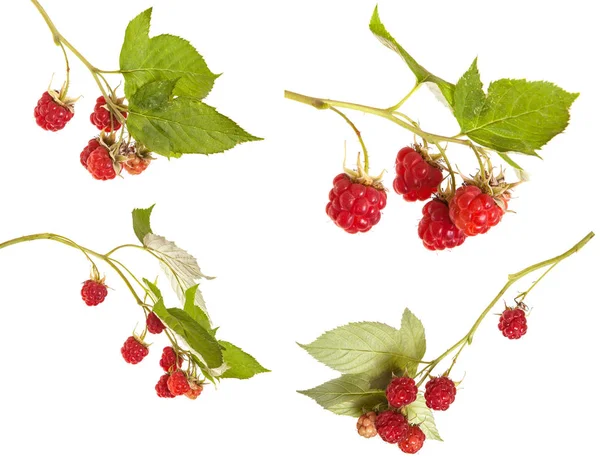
[121,336,149,365]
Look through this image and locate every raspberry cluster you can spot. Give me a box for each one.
[326,173,387,234]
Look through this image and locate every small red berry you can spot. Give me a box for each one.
[81,279,108,306]
[499,307,528,339]
[185,382,204,400]
[121,336,149,364]
[449,185,504,236]
[399,425,426,454]
[146,312,165,334]
[375,410,409,444]
[122,155,150,175]
[167,370,191,396]
[326,173,387,234]
[90,96,126,132]
[155,374,175,398]
[34,91,74,131]
[87,145,118,181]
[424,376,457,411]
[393,146,443,201]
[80,138,101,168]
[159,346,183,372]
[418,199,466,251]
[386,377,418,408]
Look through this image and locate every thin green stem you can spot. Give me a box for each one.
[387,82,421,111]
[330,106,370,173]
[515,263,558,303]
[433,141,456,194]
[105,243,147,258]
[416,231,595,386]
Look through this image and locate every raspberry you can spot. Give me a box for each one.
[393,146,443,201]
[399,425,426,454]
[375,410,409,444]
[356,411,378,438]
[90,96,126,131]
[449,185,504,236]
[424,376,457,411]
[418,199,466,251]
[167,370,191,396]
[386,377,418,408]
[34,91,74,131]
[87,145,118,180]
[498,307,528,339]
[80,138,101,168]
[185,381,204,400]
[81,279,108,306]
[326,173,387,234]
[122,155,150,175]
[146,312,165,334]
[159,346,183,372]
[121,336,149,364]
[155,374,175,398]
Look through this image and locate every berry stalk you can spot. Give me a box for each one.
[416,231,595,385]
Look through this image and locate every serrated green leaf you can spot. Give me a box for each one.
[127,95,261,158]
[143,278,162,301]
[497,152,524,171]
[299,322,416,376]
[152,299,223,368]
[183,284,211,332]
[405,395,443,441]
[453,59,578,155]
[369,6,455,106]
[132,205,154,244]
[129,80,178,111]
[298,374,387,417]
[220,341,269,379]
[120,8,218,100]
[398,308,426,376]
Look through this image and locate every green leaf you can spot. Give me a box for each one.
[497,152,524,171]
[183,284,211,332]
[369,6,455,106]
[453,59,578,155]
[143,278,162,300]
[298,374,387,417]
[405,395,443,441]
[129,80,178,111]
[220,341,270,379]
[132,205,154,244]
[127,93,261,158]
[298,322,413,376]
[120,8,219,100]
[152,299,223,368]
[398,308,426,376]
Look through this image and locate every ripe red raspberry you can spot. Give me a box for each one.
[81,279,108,306]
[167,370,191,396]
[393,146,443,201]
[185,382,204,400]
[80,138,101,168]
[122,155,150,175]
[386,377,418,408]
[87,145,118,180]
[159,346,183,372]
[418,199,466,251]
[399,425,426,454]
[34,91,74,131]
[449,185,504,236]
[146,312,165,334]
[498,307,528,339]
[424,376,457,411]
[356,411,378,438]
[90,96,126,131]
[155,374,175,398]
[326,173,387,234]
[121,336,149,364]
[375,410,409,444]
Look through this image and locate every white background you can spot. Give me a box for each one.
[0,0,598,474]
